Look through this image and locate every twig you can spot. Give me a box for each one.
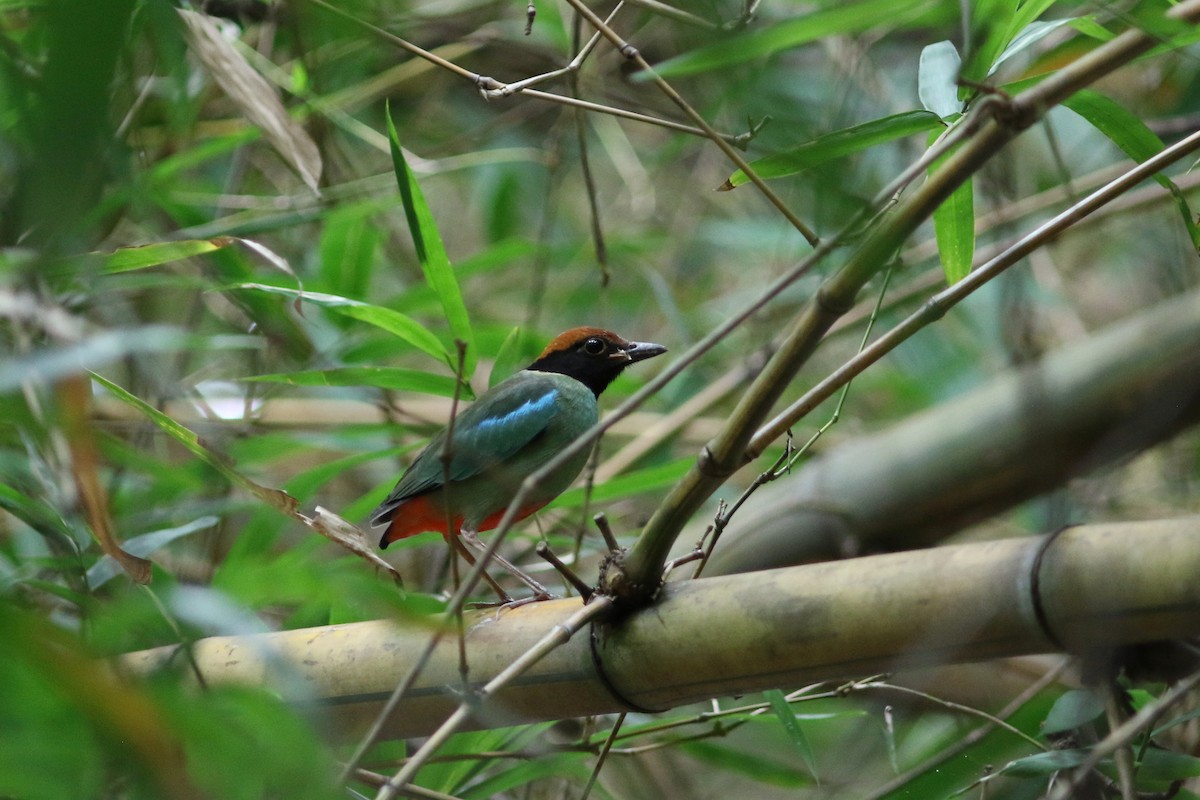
[580,712,626,800]
[862,660,1069,800]
[304,0,751,146]
[619,0,1200,599]
[559,0,819,246]
[623,0,719,30]
[748,123,1200,459]
[694,265,892,576]
[1048,669,1200,800]
[567,9,609,285]
[850,681,1047,752]
[376,597,615,799]
[1104,682,1138,800]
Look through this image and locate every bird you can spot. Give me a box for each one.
[371,326,667,600]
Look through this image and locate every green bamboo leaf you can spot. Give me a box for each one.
[317,208,381,299]
[460,753,588,800]
[1155,705,1200,737]
[102,238,236,273]
[385,101,476,376]
[87,517,220,588]
[989,18,1075,76]
[929,132,975,284]
[765,689,818,780]
[679,740,811,788]
[1063,90,1200,252]
[650,0,935,79]
[962,0,1057,82]
[960,0,1016,82]
[988,749,1089,779]
[90,373,299,516]
[1065,89,1164,162]
[1069,16,1116,42]
[550,457,693,509]
[722,111,941,190]
[488,326,526,389]
[231,283,451,366]
[243,367,466,398]
[957,747,1092,795]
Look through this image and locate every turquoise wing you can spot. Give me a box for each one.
[379,376,560,506]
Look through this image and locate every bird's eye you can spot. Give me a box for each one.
[582,337,606,355]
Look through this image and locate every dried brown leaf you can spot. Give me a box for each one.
[179,9,322,192]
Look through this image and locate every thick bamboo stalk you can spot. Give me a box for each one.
[706,287,1200,573]
[121,520,1200,739]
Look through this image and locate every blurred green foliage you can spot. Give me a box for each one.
[2,0,1199,797]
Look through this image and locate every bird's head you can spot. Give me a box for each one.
[528,327,667,396]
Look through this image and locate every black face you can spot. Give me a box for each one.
[528,332,667,397]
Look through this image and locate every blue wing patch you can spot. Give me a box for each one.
[472,391,558,435]
[379,381,561,505]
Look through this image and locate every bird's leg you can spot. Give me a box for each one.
[449,534,513,605]
[460,527,554,601]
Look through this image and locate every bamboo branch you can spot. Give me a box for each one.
[121,521,1200,740]
[615,0,1200,601]
[706,285,1200,573]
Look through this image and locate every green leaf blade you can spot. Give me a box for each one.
[1063,90,1200,250]
[386,103,476,377]
[651,0,936,79]
[231,283,451,366]
[102,238,236,273]
[723,111,942,189]
[765,689,818,779]
[929,132,975,284]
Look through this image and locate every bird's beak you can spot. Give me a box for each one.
[620,340,668,363]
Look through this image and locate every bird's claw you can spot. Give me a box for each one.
[467,591,556,612]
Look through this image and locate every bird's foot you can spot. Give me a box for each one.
[467,591,556,612]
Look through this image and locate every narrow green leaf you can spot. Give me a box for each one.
[90,373,298,516]
[87,517,220,588]
[1155,705,1200,737]
[962,0,1057,82]
[489,326,526,389]
[550,457,693,509]
[1063,90,1200,252]
[243,367,465,398]
[1065,89,1164,162]
[679,740,811,788]
[231,283,450,366]
[419,725,554,795]
[765,689,818,779]
[960,0,1016,83]
[385,101,476,376]
[651,0,934,79]
[929,132,974,284]
[317,208,381,298]
[989,18,1075,76]
[723,111,942,190]
[461,753,588,800]
[992,749,1088,778]
[1008,0,1061,37]
[918,41,963,119]
[1069,16,1116,42]
[102,238,236,273]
